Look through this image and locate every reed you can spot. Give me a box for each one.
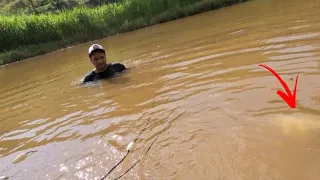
[0,0,249,65]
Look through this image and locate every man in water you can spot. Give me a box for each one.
[82,44,127,83]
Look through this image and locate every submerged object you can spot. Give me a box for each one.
[12,153,28,164]
[126,141,135,151]
[275,113,320,137]
[0,176,8,180]
[12,150,37,164]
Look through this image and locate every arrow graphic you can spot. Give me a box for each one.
[258,64,299,108]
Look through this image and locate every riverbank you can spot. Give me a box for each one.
[0,0,250,66]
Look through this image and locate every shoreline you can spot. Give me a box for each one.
[0,0,251,66]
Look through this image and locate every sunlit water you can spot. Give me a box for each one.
[1,0,320,179]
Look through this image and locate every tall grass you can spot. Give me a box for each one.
[0,0,250,65]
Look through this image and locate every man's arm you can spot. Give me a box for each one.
[112,62,127,72]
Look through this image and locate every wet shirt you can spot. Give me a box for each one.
[83,62,126,83]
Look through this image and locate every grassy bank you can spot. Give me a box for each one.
[0,0,250,66]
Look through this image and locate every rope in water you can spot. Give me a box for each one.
[100,151,129,180]
[100,95,186,180]
[100,100,156,180]
[113,112,176,180]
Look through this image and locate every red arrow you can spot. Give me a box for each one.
[258,64,299,108]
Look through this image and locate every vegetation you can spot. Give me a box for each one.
[0,0,119,15]
[0,0,250,66]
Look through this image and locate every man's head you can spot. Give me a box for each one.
[88,44,107,71]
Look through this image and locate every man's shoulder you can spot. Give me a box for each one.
[109,62,126,72]
[83,70,96,83]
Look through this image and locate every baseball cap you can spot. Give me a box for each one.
[88,44,105,57]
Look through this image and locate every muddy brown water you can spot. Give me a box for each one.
[1,0,320,179]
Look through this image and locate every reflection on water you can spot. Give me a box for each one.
[1,0,320,179]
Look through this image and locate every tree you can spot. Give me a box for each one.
[25,0,39,14]
[49,0,79,12]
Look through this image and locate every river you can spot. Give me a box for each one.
[1,0,320,179]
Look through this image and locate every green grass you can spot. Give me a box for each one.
[0,0,250,66]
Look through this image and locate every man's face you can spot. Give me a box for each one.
[90,51,107,70]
